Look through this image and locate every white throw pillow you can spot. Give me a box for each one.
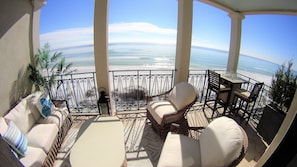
[4,99,36,134]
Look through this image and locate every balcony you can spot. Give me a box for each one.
[50,69,269,166]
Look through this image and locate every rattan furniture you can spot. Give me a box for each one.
[146,82,197,139]
[158,116,248,167]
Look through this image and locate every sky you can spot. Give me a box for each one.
[40,0,297,69]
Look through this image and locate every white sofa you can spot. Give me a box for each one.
[0,91,72,167]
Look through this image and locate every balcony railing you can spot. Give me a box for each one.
[49,69,271,123]
[110,69,175,111]
[49,72,99,113]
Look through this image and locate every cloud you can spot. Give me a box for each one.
[40,22,177,51]
[40,27,94,51]
[109,22,176,35]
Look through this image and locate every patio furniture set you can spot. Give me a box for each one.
[147,70,264,166]
[0,70,262,167]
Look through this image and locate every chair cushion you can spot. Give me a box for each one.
[4,99,36,134]
[26,123,58,153]
[199,117,243,167]
[234,89,250,100]
[147,100,177,125]
[168,82,196,111]
[157,132,201,167]
[19,146,47,167]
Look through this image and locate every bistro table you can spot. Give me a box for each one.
[70,116,126,167]
[220,72,248,105]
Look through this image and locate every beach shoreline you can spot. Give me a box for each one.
[70,65,273,86]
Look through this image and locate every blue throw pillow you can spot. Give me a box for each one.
[3,121,28,156]
[36,94,54,118]
[40,97,54,117]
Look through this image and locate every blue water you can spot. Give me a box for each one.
[60,43,280,79]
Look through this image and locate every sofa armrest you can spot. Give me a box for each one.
[0,136,23,167]
[51,99,70,113]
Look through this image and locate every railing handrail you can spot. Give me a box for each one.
[47,69,271,121]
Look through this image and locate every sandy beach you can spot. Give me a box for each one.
[71,65,273,86]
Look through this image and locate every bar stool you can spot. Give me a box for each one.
[203,70,231,118]
[232,82,264,122]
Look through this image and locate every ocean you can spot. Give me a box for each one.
[60,43,281,85]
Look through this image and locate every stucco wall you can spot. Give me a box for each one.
[0,0,42,116]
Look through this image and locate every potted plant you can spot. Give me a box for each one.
[27,43,76,99]
[257,60,297,144]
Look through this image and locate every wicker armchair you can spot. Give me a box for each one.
[158,116,248,167]
[146,82,197,139]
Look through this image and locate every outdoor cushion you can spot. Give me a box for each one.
[157,132,201,167]
[199,117,243,167]
[3,120,28,156]
[26,123,58,153]
[4,99,36,134]
[26,91,44,121]
[147,100,177,125]
[19,146,47,167]
[168,82,196,111]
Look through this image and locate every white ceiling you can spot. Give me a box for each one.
[199,0,297,15]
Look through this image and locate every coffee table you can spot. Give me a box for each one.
[70,116,126,167]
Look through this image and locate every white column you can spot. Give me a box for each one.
[94,0,110,94]
[174,0,193,84]
[227,12,245,73]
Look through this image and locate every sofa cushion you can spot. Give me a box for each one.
[199,117,243,167]
[167,82,196,111]
[4,99,36,134]
[26,91,44,121]
[0,117,8,135]
[3,121,28,156]
[19,146,46,167]
[27,124,58,153]
[158,132,201,167]
[147,100,177,125]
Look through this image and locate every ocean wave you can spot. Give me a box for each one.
[109,56,143,60]
[154,57,171,61]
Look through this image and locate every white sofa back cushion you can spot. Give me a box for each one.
[4,99,36,134]
[199,117,243,167]
[26,91,45,121]
[168,82,196,111]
